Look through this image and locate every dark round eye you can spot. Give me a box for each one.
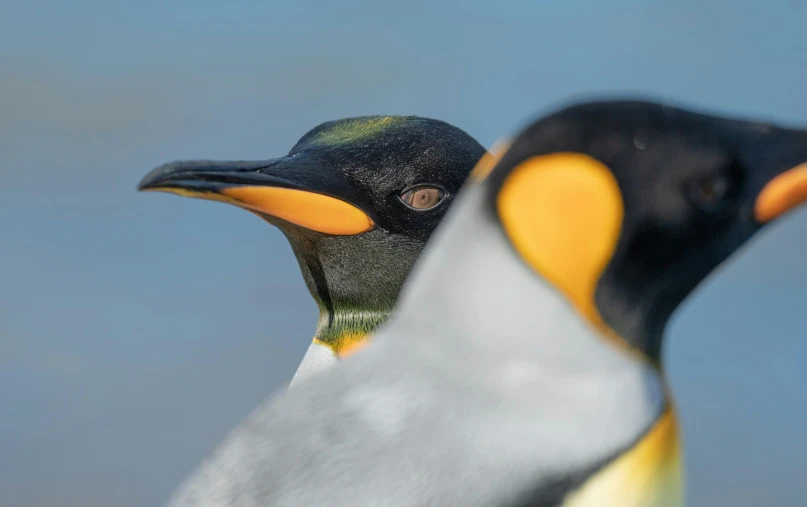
[686,174,732,211]
[400,186,445,210]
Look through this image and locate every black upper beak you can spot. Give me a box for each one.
[138,159,297,193]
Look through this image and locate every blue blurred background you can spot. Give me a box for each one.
[1,1,806,506]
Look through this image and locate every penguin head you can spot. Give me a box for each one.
[139,116,485,326]
[487,99,807,360]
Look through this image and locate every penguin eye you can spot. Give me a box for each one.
[685,170,740,213]
[400,186,445,210]
[690,176,729,205]
[685,158,747,213]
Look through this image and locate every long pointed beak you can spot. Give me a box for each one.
[137,158,374,236]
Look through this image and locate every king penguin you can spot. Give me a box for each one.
[138,116,486,386]
[164,99,807,507]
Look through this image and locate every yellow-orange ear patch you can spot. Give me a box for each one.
[496,153,623,328]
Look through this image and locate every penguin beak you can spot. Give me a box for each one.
[755,161,807,223]
[138,157,374,236]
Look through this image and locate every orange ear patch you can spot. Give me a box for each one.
[497,152,624,328]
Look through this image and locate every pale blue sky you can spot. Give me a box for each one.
[1,1,806,506]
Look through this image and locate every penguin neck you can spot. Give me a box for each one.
[280,226,413,357]
[594,269,681,367]
[312,305,391,356]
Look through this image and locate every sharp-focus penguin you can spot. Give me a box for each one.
[165,99,807,507]
[138,116,486,386]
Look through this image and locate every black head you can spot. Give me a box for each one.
[489,99,807,360]
[138,116,485,342]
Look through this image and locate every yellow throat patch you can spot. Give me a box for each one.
[563,406,683,507]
